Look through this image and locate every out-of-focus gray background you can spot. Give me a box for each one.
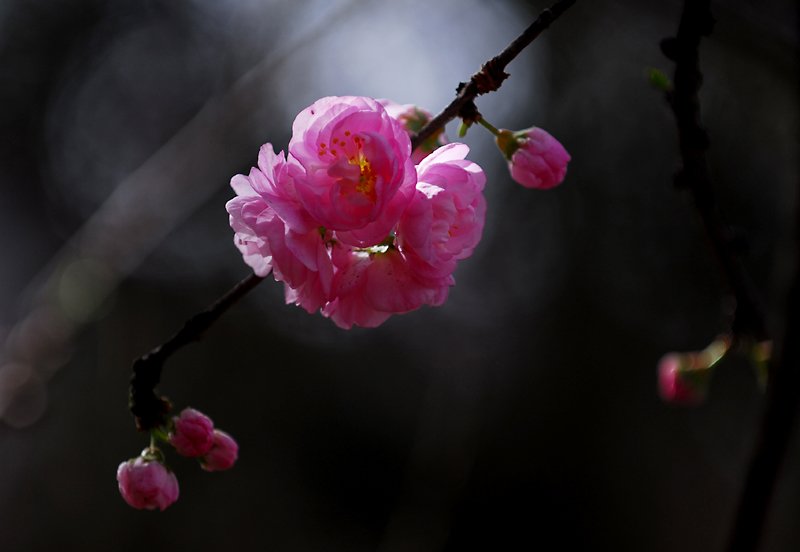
[0,0,797,549]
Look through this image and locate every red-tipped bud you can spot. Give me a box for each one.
[658,353,709,404]
[200,430,239,472]
[657,336,731,405]
[169,408,215,458]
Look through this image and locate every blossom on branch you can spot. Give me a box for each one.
[227,144,335,313]
[287,96,417,246]
[226,96,487,329]
[398,143,486,280]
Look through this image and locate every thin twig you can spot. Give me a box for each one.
[410,0,577,151]
[128,0,578,430]
[129,273,264,431]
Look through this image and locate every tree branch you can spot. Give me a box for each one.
[662,0,768,342]
[128,0,577,432]
[410,0,577,151]
[727,257,800,551]
[129,273,264,431]
[662,1,798,550]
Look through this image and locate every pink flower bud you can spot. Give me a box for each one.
[657,353,707,405]
[116,454,179,511]
[169,408,215,458]
[497,127,570,189]
[200,430,239,472]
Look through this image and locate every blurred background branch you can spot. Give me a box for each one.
[0,0,365,427]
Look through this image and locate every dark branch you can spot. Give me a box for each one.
[663,2,798,551]
[727,262,800,551]
[723,118,800,550]
[129,273,264,431]
[410,0,577,151]
[128,1,577,432]
[663,0,768,342]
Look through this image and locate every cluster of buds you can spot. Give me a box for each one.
[117,408,238,511]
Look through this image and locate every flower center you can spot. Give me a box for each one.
[318,131,377,201]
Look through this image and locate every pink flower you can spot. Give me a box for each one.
[168,408,215,458]
[287,96,417,246]
[377,99,448,163]
[322,247,452,330]
[398,143,486,279]
[117,454,179,511]
[226,97,488,329]
[497,127,570,189]
[227,144,334,313]
[657,353,707,405]
[200,430,239,472]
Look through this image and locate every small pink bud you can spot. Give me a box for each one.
[498,127,570,189]
[200,430,239,472]
[657,353,708,405]
[169,408,215,458]
[116,453,179,511]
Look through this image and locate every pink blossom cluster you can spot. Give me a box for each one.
[117,408,238,511]
[227,96,486,329]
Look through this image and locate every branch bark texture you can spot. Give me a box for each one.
[410,0,577,151]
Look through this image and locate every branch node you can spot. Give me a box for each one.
[699,12,716,36]
[472,58,510,95]
[458,100,481,125]
[129,356,172,431]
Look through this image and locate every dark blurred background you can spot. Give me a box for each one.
[0,0,797,550]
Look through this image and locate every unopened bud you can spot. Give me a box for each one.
[498,127,570,190]
[169,408,215,458]
[117,450,179,511]
[200,430,239,472]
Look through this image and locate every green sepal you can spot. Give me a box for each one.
[496,130,522,161]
